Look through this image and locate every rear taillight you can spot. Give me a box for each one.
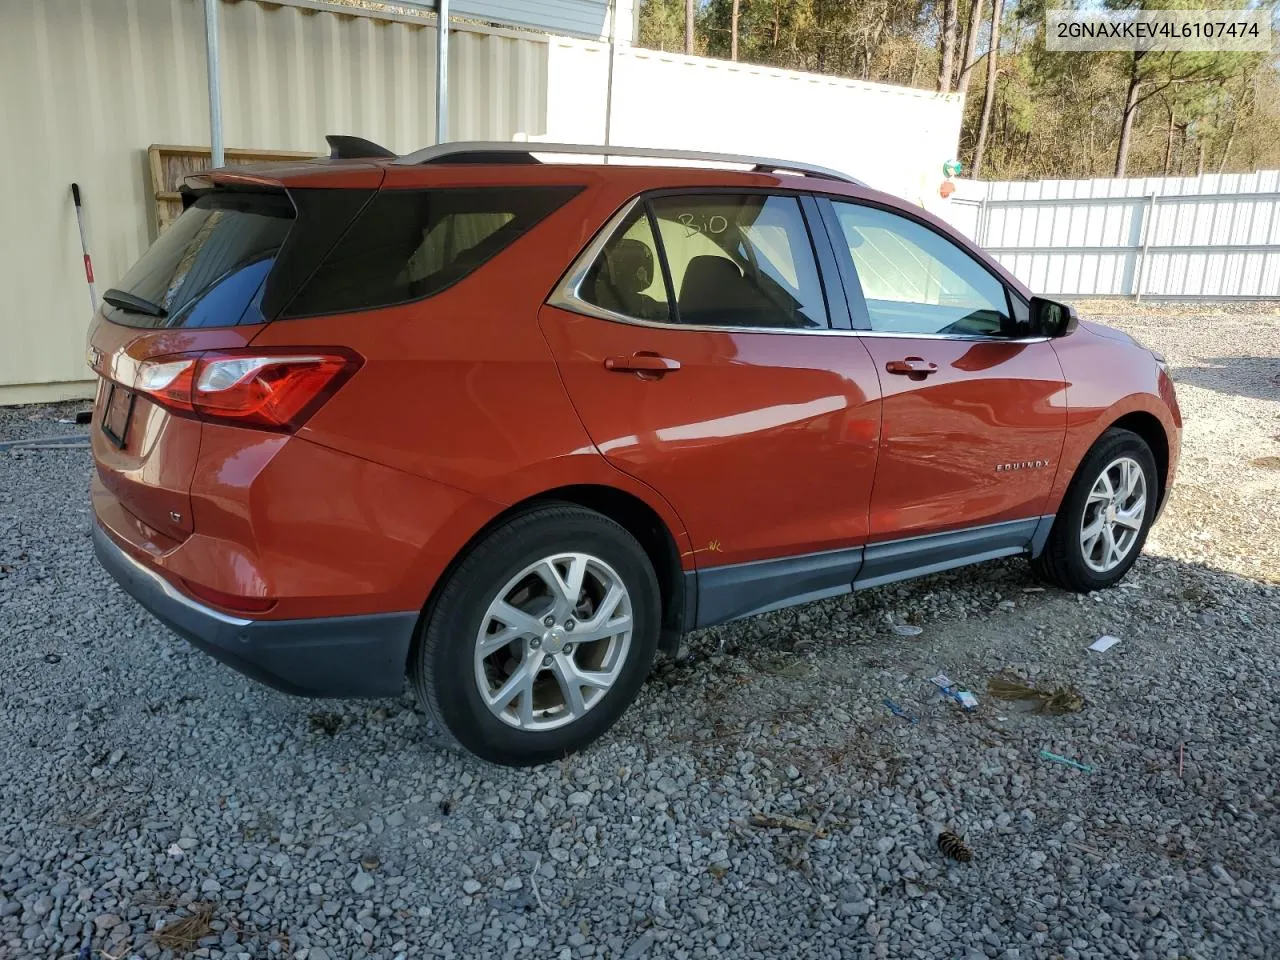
[133,348,361,432]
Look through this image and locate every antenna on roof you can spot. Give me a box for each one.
[325,135,397,160]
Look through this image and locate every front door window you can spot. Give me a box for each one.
[831,202,1012,337]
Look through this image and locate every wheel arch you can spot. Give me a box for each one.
[1107,410,1170,510]
[1050,394,1176,519]
[408,483,692,671]
[1032,412,1166,591]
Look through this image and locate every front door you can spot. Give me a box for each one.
[822,198,1067,545]
[541,192,882,624]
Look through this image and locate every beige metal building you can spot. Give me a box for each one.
[0,0,962,406]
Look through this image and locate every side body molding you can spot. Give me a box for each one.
[692,516,1055,629]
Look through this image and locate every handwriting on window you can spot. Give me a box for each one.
[675,213,729,237]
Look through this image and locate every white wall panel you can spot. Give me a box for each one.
[544,41,964,205]
[937,173,1280,298]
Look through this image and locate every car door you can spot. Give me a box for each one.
[818,196,1067,574]
[540,191,882,626]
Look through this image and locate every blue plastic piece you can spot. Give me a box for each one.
[883,698,918,723]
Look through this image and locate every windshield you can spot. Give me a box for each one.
[107,192,294,328]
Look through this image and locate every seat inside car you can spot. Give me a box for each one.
[586,237,668,321]
[679,254,775,327]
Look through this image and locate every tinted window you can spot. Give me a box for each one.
[261,188,376,320]
[284,186,580,317]
[831,202,1010,336]
[651,195,828,329]
[107,192,293,329]
[579,207,671,322]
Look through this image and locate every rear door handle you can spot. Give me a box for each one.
[604,353,681,375]
[885,357,938,379]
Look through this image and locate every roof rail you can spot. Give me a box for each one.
[391,140,864,185]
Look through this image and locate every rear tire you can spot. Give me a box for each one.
[411,503,660,767]
[1032,427,1158,592]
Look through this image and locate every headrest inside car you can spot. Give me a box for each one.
[604,238,655,295]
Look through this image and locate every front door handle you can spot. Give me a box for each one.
[885,357,938,380]
[604,353,681,376]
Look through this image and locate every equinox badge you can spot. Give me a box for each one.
[995,460,1051,472]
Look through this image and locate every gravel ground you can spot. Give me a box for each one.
[1,303,1278,960]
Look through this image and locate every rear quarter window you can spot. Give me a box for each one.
[281,186,582,317]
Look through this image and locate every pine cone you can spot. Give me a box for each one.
[938,830,973,863]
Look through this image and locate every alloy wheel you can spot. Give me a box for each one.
[473,553,633,731]
[1080,455,1147,573]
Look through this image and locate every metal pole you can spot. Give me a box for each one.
[1134,193,1156,301]
[204,0,224,167]
[436,0,449,144]
[71,183,98,316]
[604,0,617,150]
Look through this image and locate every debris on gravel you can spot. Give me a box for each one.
[1,302,1278,959]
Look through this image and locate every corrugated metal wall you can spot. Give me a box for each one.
[0,0,549,403]
[940,172,1280,299]
[448,0,615,41]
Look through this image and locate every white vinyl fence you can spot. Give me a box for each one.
[941,172,1280,299]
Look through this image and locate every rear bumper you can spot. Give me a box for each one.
[93,523,416,697]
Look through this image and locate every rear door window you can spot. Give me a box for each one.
[653,195,829,329]
[580,194,829,330]
[282,186,581,317]
[106,192,294,329]
[578,206,672,322]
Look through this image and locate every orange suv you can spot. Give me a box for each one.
[89,139,1181,765]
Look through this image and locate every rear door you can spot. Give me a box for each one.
[819,197,1067,550]
[540,191,883,625]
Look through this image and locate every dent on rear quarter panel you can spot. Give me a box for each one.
[1048,326,1179,512]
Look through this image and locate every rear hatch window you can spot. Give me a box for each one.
[104,192,294,329]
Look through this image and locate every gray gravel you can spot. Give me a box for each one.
[2,302,1278,960]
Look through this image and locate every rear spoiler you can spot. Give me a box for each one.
[176,136,394,198]
[178,176,288,211]
[181,161,386,197]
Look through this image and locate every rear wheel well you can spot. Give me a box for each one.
[412,485,688,667]
[1108,412,1169,507]
[531,486,687,655]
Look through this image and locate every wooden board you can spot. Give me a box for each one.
[147,144,320,236]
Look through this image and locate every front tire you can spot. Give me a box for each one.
[1032,427,1158,592]
[411,503,660,766]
